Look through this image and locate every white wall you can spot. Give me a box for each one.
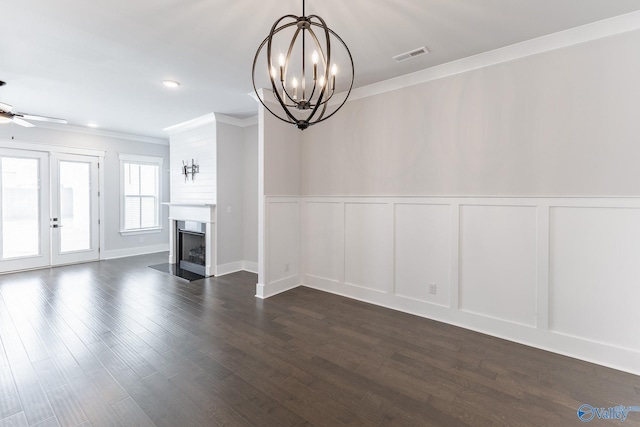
[243,124,258,272]
[169,122,216,204]
[259,27,640,374]
[0,125,170,258]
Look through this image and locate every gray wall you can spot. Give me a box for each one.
[0,125,170,255]
[264,111,301,196]
[301,29,640,197]
[216,122,244,266]
[243,124,258,265]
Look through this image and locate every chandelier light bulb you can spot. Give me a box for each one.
[312,51,319,65]
[278,54,285,67]
[270,66,277,79]
[318,75,326,87]
[331,64,337,90]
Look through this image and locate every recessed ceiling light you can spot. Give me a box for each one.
[162,80,181,88]
[87,123,98,128]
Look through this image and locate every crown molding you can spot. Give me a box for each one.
[163,112,217,134]
[349,10,640,103]
[248,88,282,106]
[34,121,168,145]
[164,112,258,134]
[214,113,258,128]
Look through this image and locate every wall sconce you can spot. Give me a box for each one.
[182,159,199,182]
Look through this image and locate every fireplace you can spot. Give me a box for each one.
[166,203,216,277]
[177,221,206,276]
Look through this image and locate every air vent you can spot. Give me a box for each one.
[392,46,430,63]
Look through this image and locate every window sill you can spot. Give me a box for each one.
[120,228,163,237]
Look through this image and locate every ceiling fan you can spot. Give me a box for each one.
[0,81,67,127]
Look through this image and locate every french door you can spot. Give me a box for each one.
[50,153,100,265]
[0,149,51,271]
[0,149,100,272]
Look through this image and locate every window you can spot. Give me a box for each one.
[119,154,163,235]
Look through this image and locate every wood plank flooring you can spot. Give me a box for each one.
[0,252,638,426]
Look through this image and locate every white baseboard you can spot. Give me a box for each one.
[216,261,244,276]
[242,260,258,274]
[215,260,259,276]
[302,276,640,377]
[102,244,169,260]
[255,275,300,299]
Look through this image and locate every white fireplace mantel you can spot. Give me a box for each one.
[164,203,216,277]
[164,202,216,223]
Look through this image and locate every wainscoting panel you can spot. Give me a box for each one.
[459,204,538,327]
[550,206,640,352]
[394,203,451,306]
[265,199,300,296]
[288,196,640,375]
[344,203,393,293]
[303,202,344,283]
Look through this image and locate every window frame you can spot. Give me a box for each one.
[118,153,163,236]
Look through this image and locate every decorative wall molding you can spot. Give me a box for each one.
[277,195,640,375]
[260,197,301,299]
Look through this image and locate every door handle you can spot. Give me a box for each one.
[52,224,63,228]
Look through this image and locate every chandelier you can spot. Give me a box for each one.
[252,0,354,130]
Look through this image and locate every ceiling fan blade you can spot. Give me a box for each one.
[0,102,13,113]
[12,117,35,127]
[17,113,67,124]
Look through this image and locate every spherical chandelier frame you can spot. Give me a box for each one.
[252,1,354,130]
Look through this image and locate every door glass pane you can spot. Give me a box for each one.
[59,161,91,253]
[2,157,40,259]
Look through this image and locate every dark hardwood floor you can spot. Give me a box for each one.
[0,253,638,427]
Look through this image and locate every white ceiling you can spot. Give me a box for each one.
[2,0,640,138]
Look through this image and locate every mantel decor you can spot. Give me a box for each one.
[252,0,354,130]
